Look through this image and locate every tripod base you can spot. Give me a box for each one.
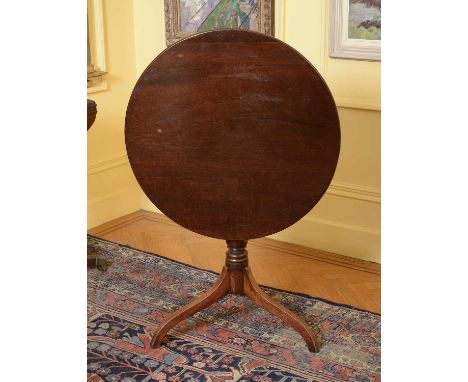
[150,240,321,352]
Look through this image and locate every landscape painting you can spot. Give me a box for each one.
[180,0,259,33]
[348,0,381,40]
[329,0,381,60]
[164,0,273,45]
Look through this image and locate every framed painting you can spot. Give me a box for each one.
[164,0,274,46]
[329,0,381,61]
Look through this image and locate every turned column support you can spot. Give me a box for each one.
[226,240,248,294]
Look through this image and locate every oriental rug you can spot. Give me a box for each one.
[87,236,381,382]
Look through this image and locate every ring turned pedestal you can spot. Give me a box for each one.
[125,30,340,353]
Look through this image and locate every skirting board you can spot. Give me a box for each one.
[89,210,380,274]
[88,155,141,229]
[88,186,140,229]
[269,215,380,263]
[140,194,380,264]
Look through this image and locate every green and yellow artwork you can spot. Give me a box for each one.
[180,0,259,33]
[348,0,381,40]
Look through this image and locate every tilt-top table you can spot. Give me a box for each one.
[125,30,340,352]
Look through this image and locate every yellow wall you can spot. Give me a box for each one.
[270,1,381,262]
[88,0,381,263]
[87,0,140,228]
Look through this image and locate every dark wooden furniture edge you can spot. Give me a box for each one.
[87,99,97,130]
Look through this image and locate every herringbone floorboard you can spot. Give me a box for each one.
[89,211,380,313]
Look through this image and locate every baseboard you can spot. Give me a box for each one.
[138,208,380,264]
[269,215,380,263]
[88,210,147,236]
[87,186,140,229]
[142,211,380,273]
[89,210,380,274]
[139,193,380,263]
[88,153,140,229]
[253,236,380,274]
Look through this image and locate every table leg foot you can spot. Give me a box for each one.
[150,266,230,348]
[243,267,321,352]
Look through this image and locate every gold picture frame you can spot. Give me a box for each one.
[164,0,274,46]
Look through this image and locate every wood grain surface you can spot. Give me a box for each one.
[125,30,340,240]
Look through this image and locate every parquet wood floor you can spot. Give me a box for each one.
[89,211,380,313]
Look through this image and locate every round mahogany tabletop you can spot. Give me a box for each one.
[125,30,340,240]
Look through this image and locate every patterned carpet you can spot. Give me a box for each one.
[87,236,381,382]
